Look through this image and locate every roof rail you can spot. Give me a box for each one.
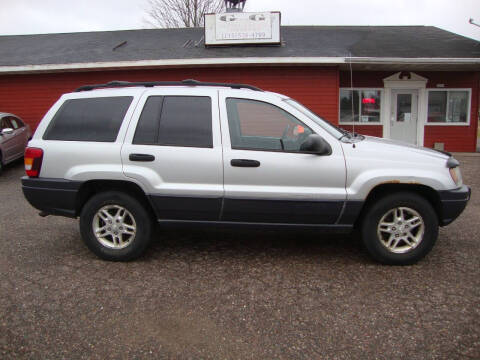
[74,79,263,92]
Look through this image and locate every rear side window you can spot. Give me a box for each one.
[133,96,212,148]
[14,117,25,128]
[8,117,21,129]
[43,96,133,142]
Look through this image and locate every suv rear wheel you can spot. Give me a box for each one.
[79,191,153,261]
[361,192,438,265]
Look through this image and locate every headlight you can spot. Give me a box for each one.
[449,166,463,187]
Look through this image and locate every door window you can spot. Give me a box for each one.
[0,117,12,130]
[8,117,20,129]
[133,96,213,148]
[226,98,313,152]
[396,94,412,122]
[10,117,24,128]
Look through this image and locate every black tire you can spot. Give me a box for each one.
[361,192,439,265]
[79,191,153,261]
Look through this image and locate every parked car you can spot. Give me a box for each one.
[21,80,470,264]
[0,112,31,174]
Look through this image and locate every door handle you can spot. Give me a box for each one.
[129,153,155,162]
[230,159,260,167]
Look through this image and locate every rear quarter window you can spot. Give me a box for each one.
[8,117,21,129]
[43,96,133,142]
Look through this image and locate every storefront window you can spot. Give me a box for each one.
[340,89,381,123]
[427,90,470,123]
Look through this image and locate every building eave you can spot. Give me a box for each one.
[0,57,479,74]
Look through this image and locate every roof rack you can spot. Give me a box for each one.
[74,79,263,92]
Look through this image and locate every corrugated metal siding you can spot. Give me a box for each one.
[339,71,479,152]
[0,66,339,132]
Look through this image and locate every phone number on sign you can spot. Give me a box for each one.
[220,32,269,40]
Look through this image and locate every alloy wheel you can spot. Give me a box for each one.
[92,205,137,249]
[377,207,425,254]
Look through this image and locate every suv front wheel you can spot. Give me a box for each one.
[361,192,439,265]
[79,191,153,261]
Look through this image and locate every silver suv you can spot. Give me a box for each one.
[21,80,470,264]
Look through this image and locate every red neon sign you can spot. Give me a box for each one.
[362,98,376,104]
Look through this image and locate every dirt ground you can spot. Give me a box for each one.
[0,154,479,359]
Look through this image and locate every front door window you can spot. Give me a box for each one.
[226,98,313,152]
[390,90,418,144]
[396,94,412,122]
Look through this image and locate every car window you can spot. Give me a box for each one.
[285,99,344,139]
[8,117,19,129]
[11,117,25,128]
[226,98,313,152]
[43,96,133,142]
[133,96,213,148]
[1,117,12,130]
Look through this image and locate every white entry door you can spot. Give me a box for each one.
[390,89,418,144]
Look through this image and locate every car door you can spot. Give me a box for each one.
[218,90,347,224]
[0,116,16,163]
[121,88,223,221]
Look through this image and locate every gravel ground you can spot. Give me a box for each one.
[0,154,479,359]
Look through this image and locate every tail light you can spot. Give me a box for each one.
[24,147,43,177]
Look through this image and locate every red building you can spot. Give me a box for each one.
[0,26,479,151]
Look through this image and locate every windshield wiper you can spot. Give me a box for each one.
[338,128,353,140]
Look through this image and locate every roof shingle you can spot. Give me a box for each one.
[0,26,478,67]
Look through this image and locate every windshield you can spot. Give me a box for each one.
[284,99,345,139]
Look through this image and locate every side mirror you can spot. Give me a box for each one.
[1,128,14,136]
[300,134,331,155]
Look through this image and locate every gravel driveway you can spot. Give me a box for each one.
[0,154,479,359]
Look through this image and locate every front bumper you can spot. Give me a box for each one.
[437,185,471,226]
[21,177,82,218]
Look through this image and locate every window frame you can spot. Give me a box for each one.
[226,97,317,154]
[338,87,384,125]
[425,88,472,126]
